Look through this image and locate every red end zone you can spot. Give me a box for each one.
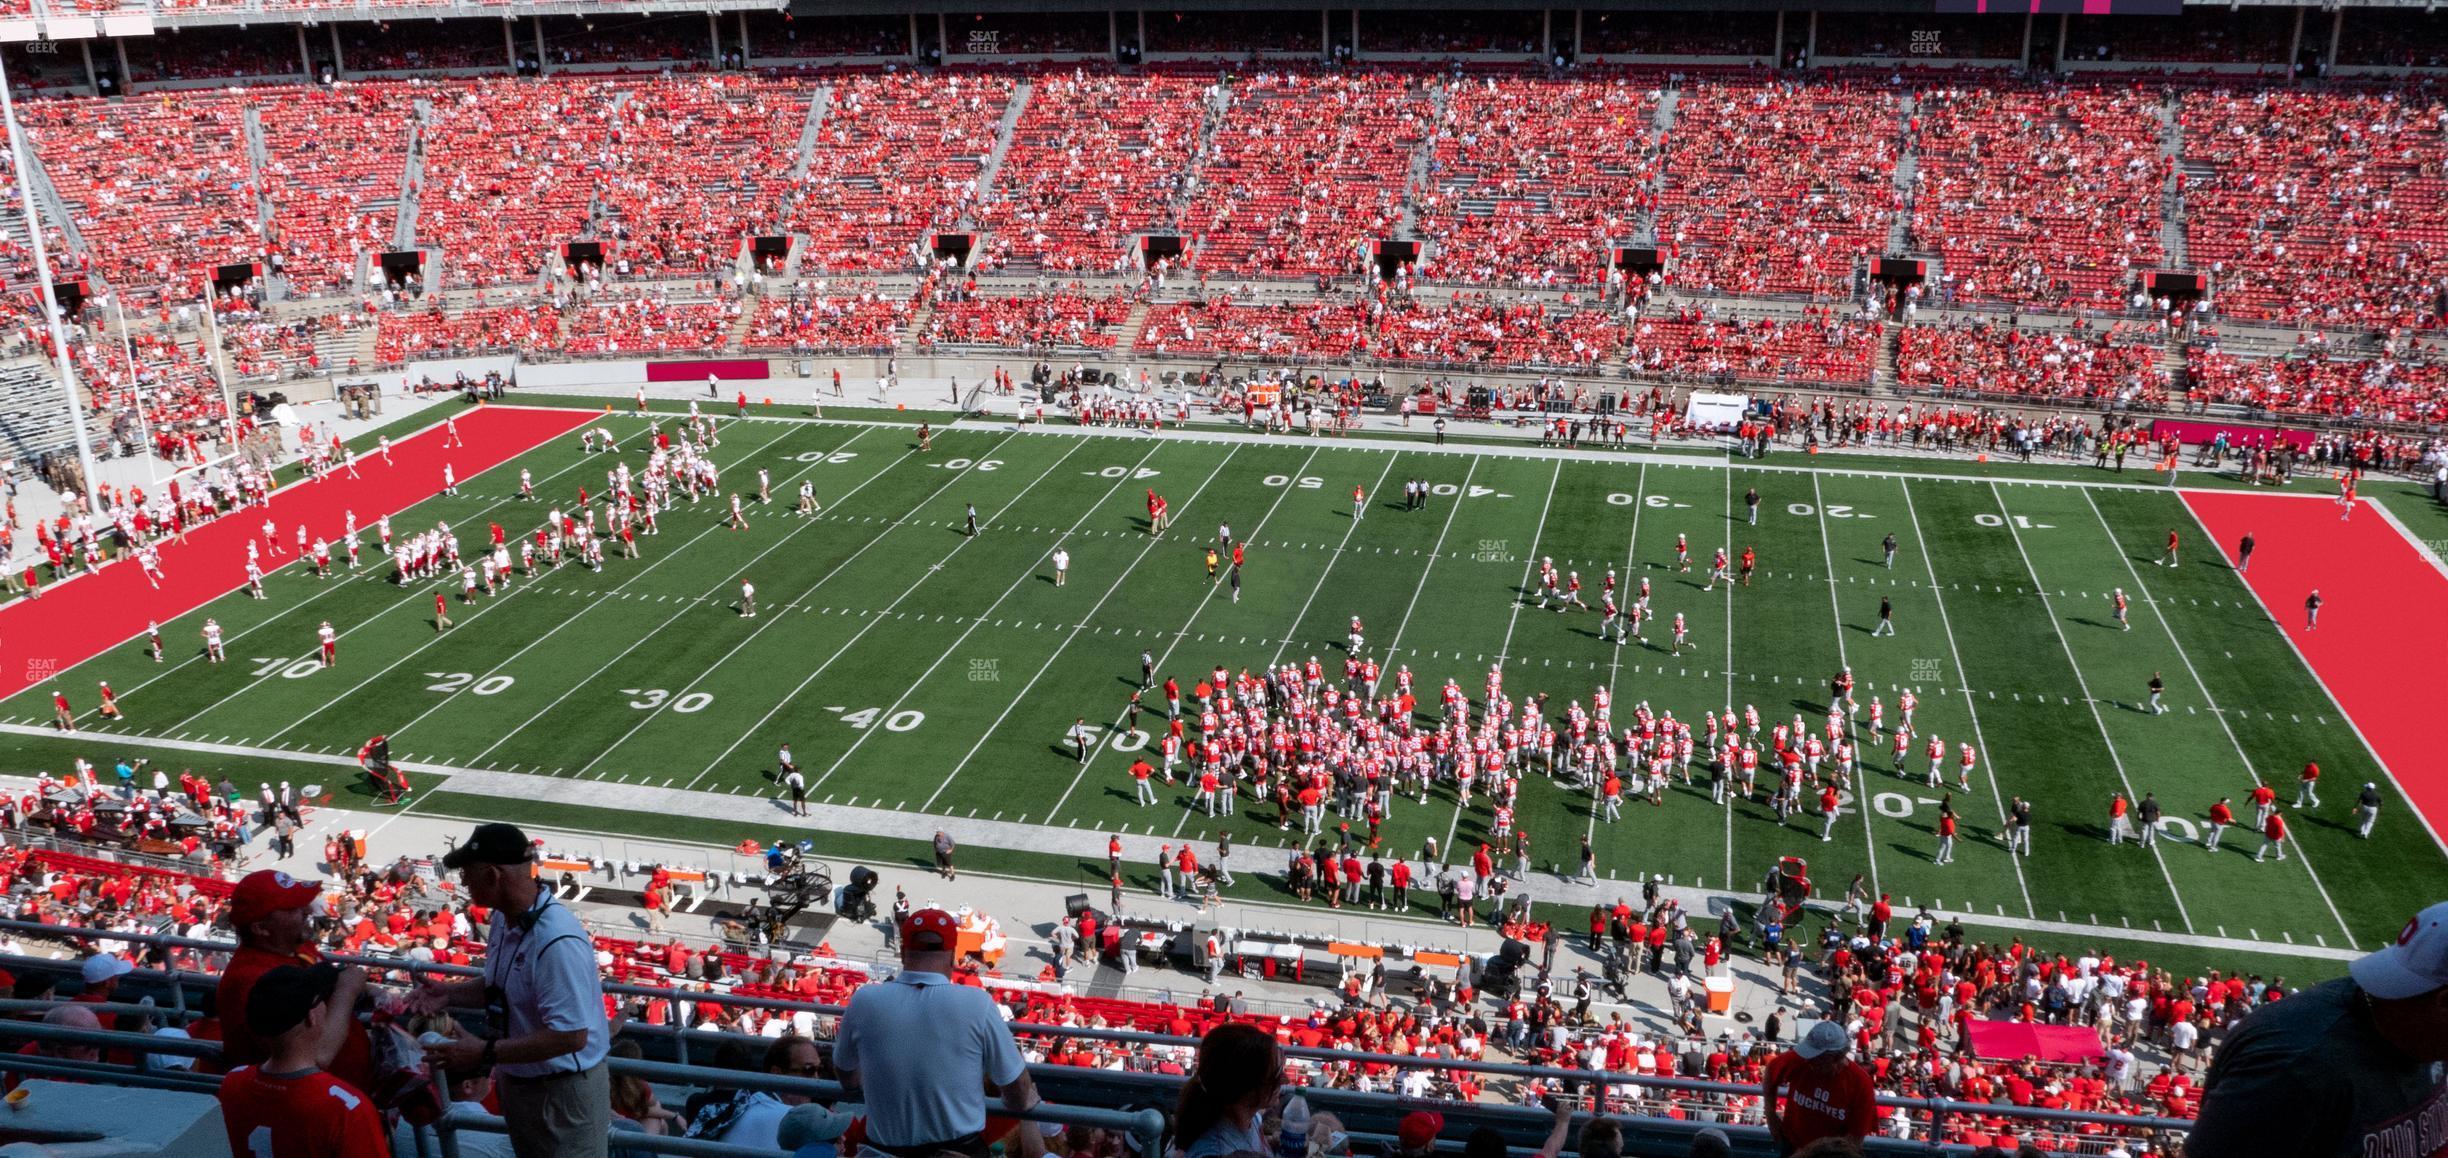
[2181,488,2448,850]
[0,404,590,693]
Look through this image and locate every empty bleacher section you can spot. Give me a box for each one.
[0,358,77,464]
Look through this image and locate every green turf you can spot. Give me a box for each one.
[8,409,2434,969]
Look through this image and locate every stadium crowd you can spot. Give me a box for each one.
[0,795,2331,1157]
[0,65,2444,465]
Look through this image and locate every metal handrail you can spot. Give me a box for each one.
[433,1104,782,1158]
[0,1054,221,1094]
[0,1018,1167,1158]
[0,917,2197,1144]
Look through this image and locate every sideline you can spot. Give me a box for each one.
[0,722,2357,963]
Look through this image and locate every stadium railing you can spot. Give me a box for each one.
[0,1016,1164,1158]
[0,918,2197,1156]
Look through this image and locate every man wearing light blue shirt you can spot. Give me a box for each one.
[415,823,611,1158]
[835,909,1044,1158]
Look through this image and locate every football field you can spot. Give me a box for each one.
[8,406,2439,960]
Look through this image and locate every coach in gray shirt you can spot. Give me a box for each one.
[416,823,612,1158]
[835,908,1044,1158]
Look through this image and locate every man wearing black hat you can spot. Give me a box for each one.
[411,823,610,1158]
[218,963,390,1157]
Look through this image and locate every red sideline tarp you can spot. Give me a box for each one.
[1964,1021,2106,1066]
[2148,418,2314,452]
[646,359,770,383]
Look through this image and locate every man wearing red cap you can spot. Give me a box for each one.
[836,908,1043,1158]
[1395,1110,1443,1158]
[218,870,373,1091]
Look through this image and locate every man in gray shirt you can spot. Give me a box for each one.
[2190,900,2448,1157]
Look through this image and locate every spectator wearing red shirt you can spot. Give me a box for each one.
[217,871,373,1093]
[1763,1022,1877,1156]
[218,963,389,1158]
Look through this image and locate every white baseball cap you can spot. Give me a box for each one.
[1794,1020,1849,1059]
[2352,901,2448,1000]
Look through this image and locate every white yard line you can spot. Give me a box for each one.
[1442,459,1564,863]
[78,412,627,722]
[1812,474,1882,900]
[1586,462,1647,859]
[1052,443,1331,832]
[733,435,1123,796]
[1262,453,1397,672]
[451,429,902,766]
[1373,457,1478,857]
[1896,478,2038,918]
[2361,495,2448,581]
[153,420,808,738]
[1721,461,1735,890]
[1376,457,1478,666]
[656,428,1077,788]
[280,425,862,749]
[1986,481,2188,931]
[1030,440,1324,802]
[2082,490,2357,946]
[989,447,1243,821]
[606,429,1051,790]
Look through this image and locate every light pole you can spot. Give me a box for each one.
[105,290,157,485]
[0,47,103,517]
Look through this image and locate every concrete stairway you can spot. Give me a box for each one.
[963,81,1032,227]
